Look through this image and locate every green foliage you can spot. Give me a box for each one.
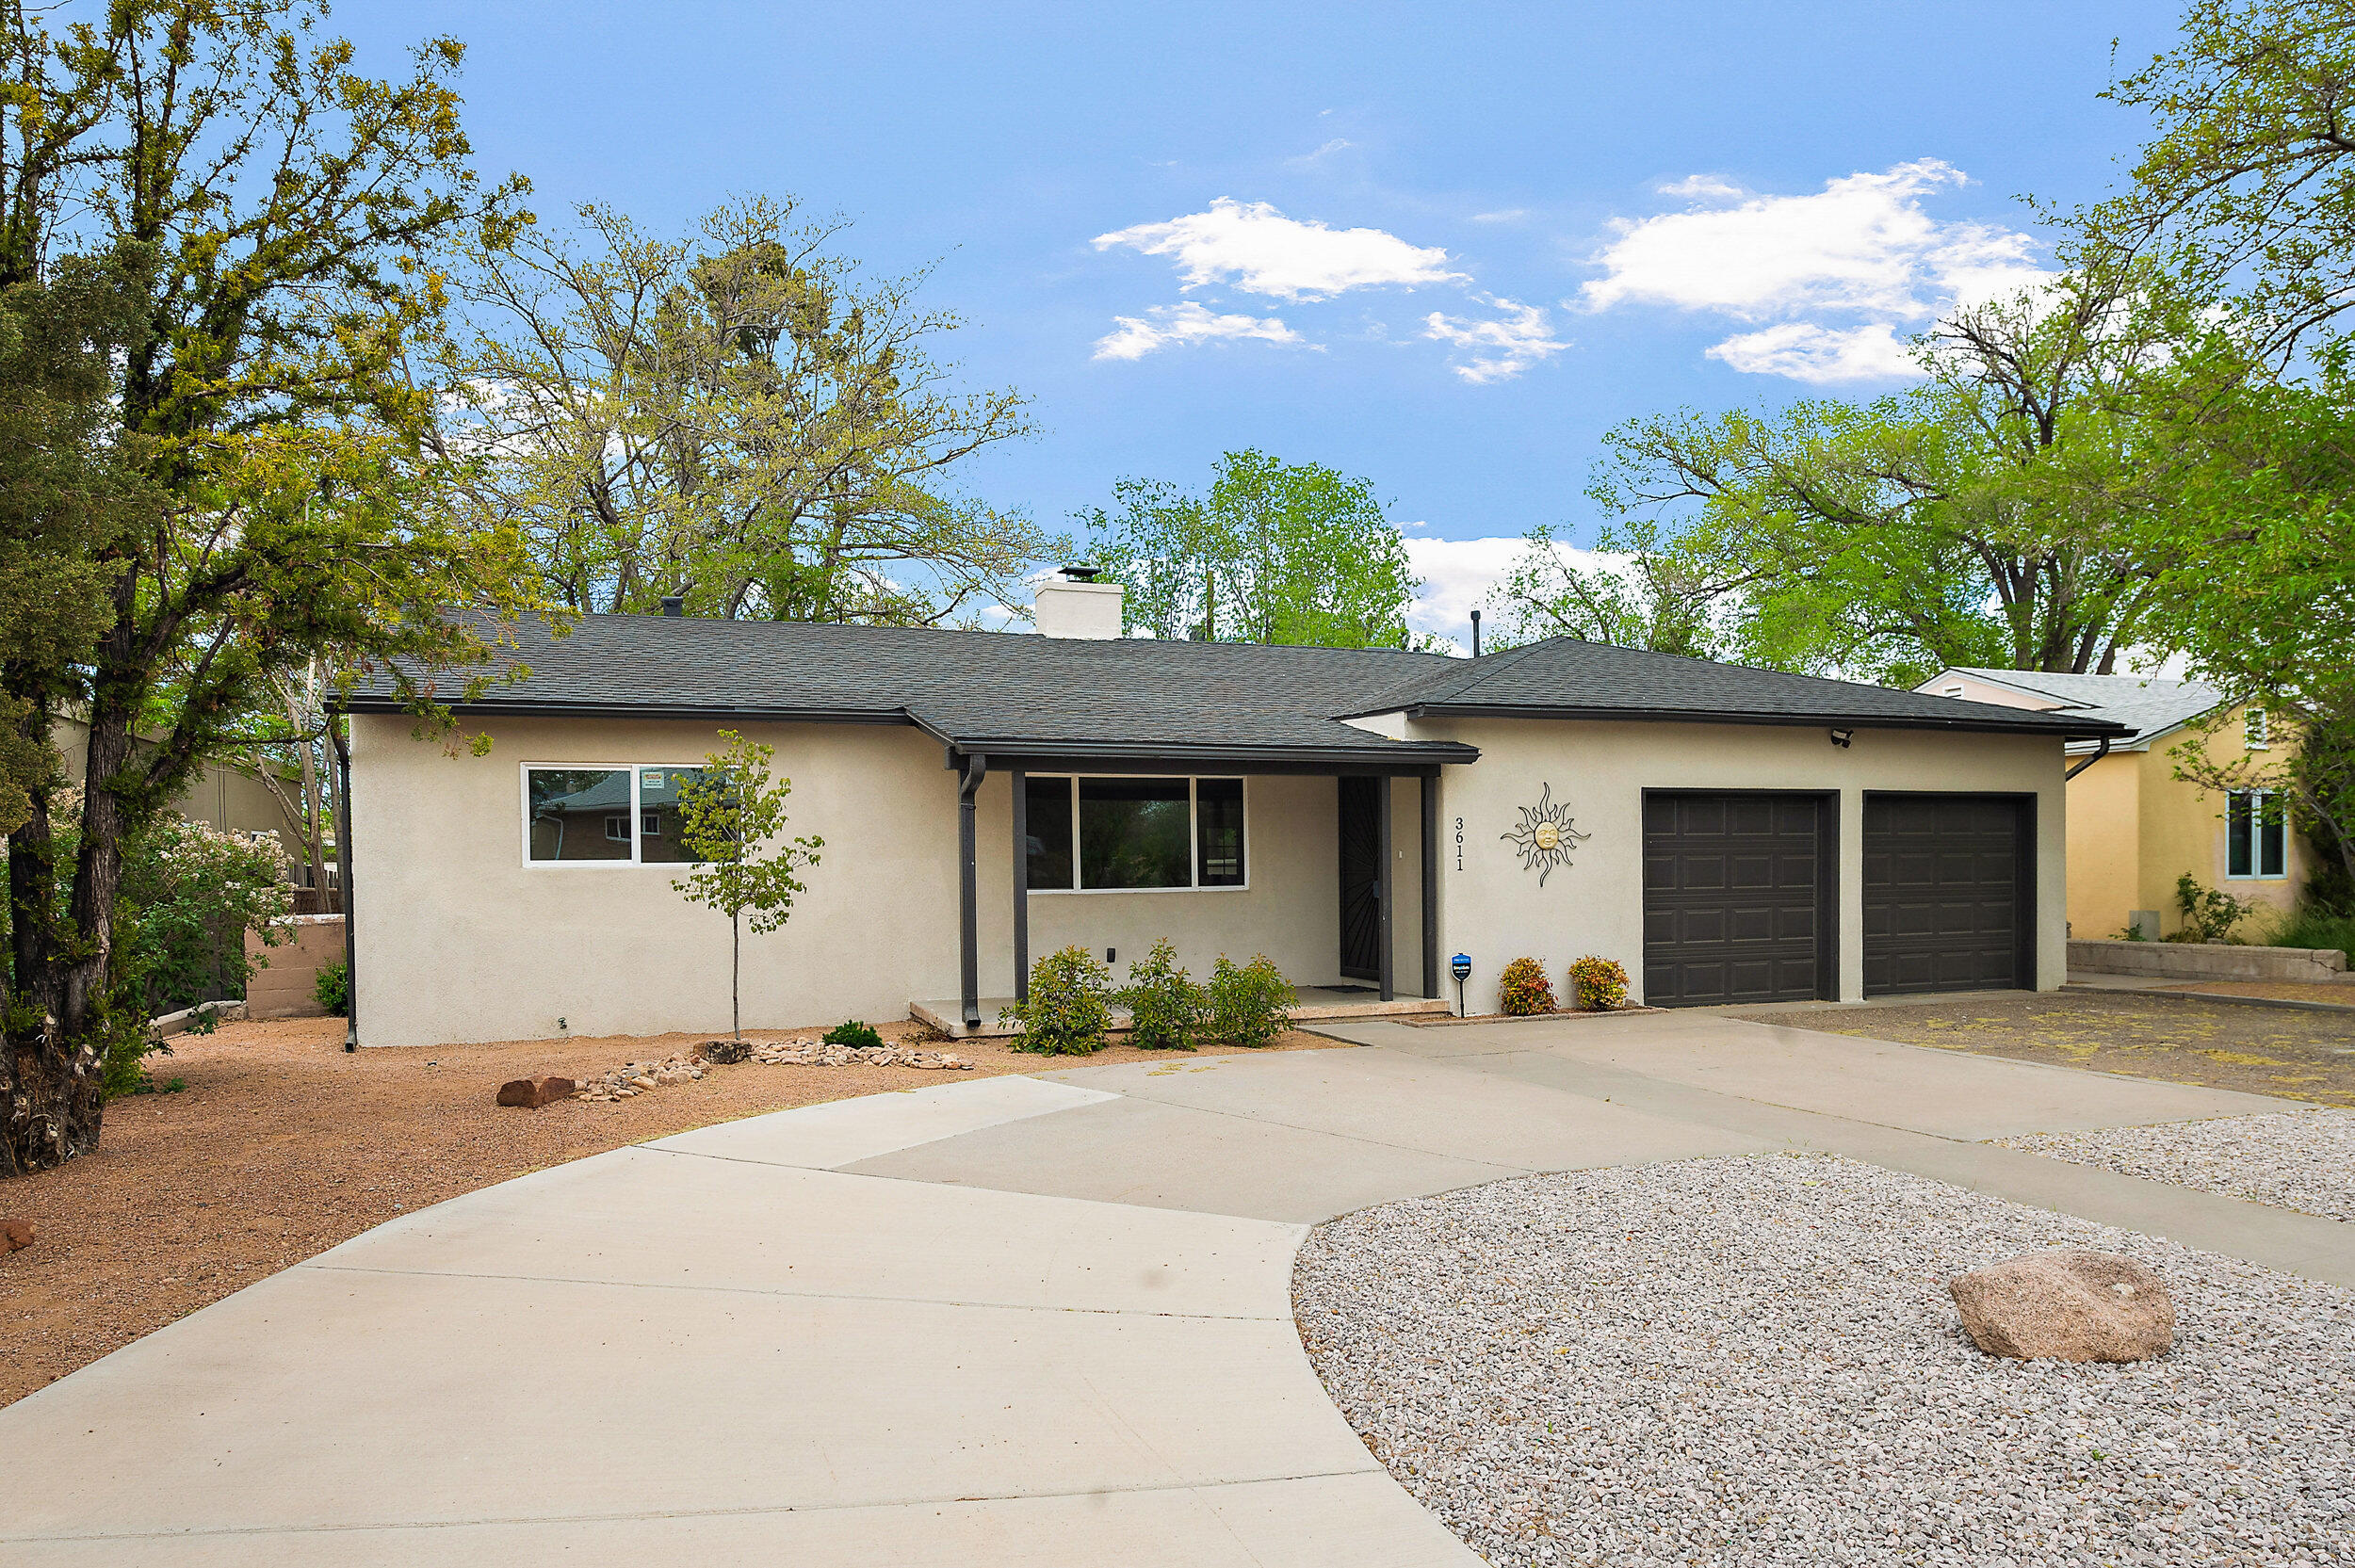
[315,961,351,1017]
[999,946,1113,1055]
[2266,903,2355,965]
[1567,956,1630,1011]
[1085,451,1424,648]
[121,816,293,1015]
[672,731,823,1043]
[1203,955,1292,1047]
[2172,872,2255,942]
[1498,956,1555,1015]
[1118,939,1204,1051]
[822,1019,885,1049]
[1486,520,1719,656]
[441,197,1044,624]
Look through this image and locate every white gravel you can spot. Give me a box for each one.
[1997,1109,2355,1221]
[1294,1153,2355,1567]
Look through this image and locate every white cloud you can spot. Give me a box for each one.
[1580,159,2053,382]
[1091,300,1307,361]
[1285,137,1355,169]
[1470,207,1529,223]
[1405,535,1628,650]
[1705,321,1918,382]
[1094,197,1465,301]
[1421,297,1569,383]
[1655,173,1746,202]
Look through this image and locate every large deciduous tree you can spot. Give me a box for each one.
[1084,450,1422,648]
[1,0,546,1174]
[437,198,1043,625]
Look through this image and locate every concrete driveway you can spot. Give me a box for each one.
[5,1010,2346,1565]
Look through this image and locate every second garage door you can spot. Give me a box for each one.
[1642,792,1831,1007]
[1862,794,2031,995]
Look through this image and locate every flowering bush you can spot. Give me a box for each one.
[1567,955,1630,1010]
[1498,956,1555,1015]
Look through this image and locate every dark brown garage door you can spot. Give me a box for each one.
[1862,794,2031,996]
[1642,793,1830,1007]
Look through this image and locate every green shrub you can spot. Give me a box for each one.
[1204,954,1292,1047]
[1498,956,1554,1015]
[2173,872,2254,942]
[822,1019,884,1049]
[1000,946,1113,1055]
[314,960,350,1016]
[1567,955,1629,1010]
[2270,903,2355,966]
[1118,939,1203,1051]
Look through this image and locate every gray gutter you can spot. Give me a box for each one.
[1380,702,2134,740]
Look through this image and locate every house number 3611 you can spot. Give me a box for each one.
[1454,816,1464,871]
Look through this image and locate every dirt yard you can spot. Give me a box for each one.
[1737,992,2355,1107]
[0,1016,1342,1408]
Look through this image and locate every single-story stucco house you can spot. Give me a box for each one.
[335,573,2129,1048]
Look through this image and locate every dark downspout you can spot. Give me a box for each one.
[2063,736,2112,782]
[1375,773,1394,1002]
[1420,769,1440,999]
[1010,768,1029,1002]
[330,714,357,1051]
[958,752,987,1030]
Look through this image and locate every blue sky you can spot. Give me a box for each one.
[345,0,2177,642]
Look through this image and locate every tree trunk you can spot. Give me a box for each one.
[731,906,741,1043]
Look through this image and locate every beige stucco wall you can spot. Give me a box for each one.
[350,715,1365,1048]
[244,915,347,1020]
[1393,716,2069,1013]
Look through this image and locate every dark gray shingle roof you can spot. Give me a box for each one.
[346,618,2129,756]
[1347,639,2132,736]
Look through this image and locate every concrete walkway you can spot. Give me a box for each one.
[5,1014,2347,1565]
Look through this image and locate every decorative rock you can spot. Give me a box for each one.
[700,1039,751,1064]
[496,1075,576,1108]
[1,1219,32,1253]
[745,1039,971,1070]
[1949,1249,2174,1362]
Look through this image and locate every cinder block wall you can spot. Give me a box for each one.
[245,915,347,1019]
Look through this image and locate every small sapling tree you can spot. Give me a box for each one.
[671,732,822,1043]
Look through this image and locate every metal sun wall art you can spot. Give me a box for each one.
[1500,783,1590,886]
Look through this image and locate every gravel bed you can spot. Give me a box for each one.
[1294,1153,2355,1567]
[1997,1109,2355,1221]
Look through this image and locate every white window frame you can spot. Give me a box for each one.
[520,763,707,869]
[2244,707,2269,750]
[1026,774,1249,895]
[2225,787,2287,881]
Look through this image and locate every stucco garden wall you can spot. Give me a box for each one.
[1393,717,2069,1014]
[349,715,1367,1048]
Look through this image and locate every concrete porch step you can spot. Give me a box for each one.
[910,989,1453,1041]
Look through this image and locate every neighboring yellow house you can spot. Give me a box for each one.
[1917,669,2304,940]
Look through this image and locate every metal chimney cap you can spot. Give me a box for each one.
[659,595,685,617]
[1059,565,1102,582]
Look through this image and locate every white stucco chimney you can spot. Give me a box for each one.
[1033,566,1124,639]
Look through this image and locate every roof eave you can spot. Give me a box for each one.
[1393,702,2135,739]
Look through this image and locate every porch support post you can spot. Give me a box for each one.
[1421,768,1440,998]
[1375,773,1394,1001]
[1010,768,1029,1001]
[958,752,987,1029]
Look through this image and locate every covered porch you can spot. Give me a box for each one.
[934,744,1473,1035]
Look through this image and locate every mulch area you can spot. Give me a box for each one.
[1733,992,2355,1108]
[0,1016,1341,1408]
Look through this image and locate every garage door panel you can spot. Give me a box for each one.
[1862,794,2027,997]
[1644,793,1827,1008]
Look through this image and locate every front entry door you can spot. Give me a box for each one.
[1339,776,1381,980]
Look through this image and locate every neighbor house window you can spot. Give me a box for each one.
[2245,708,2269,750]
[524,765,711,866]
[1024,776,1246,892]
[2226,788,2285,880]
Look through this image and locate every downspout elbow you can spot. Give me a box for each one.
[2063,735,2112,782]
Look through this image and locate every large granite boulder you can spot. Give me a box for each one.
[1950,1250,2174,1362]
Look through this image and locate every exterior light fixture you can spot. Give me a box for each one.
[1827,728,1853,749]
[1451,953,1472,1017]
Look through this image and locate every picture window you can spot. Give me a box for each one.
[523,764,714,866]
[1024,775,1246,892]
